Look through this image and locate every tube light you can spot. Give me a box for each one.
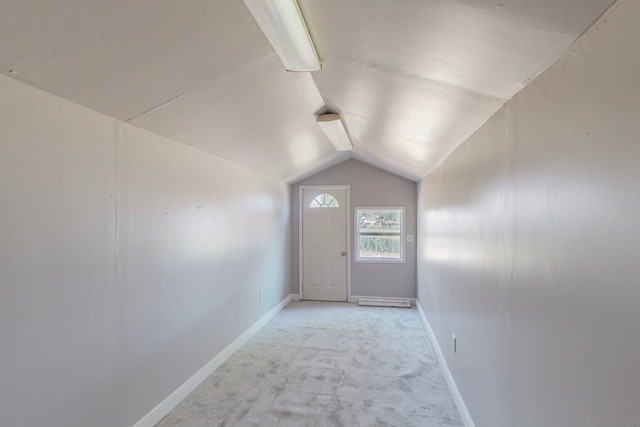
[243,0,321,72]
[316,113,353,151]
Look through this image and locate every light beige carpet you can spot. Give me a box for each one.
[156,301,463,427]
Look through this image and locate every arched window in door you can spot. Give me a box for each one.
[309,193,340,208]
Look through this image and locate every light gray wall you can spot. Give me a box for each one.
[417,2,640,426]
[292,159,417,299]
[0,75,291,427]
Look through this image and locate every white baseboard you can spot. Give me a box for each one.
[132,294,293,427]
[417,303,475,427]
[290,293,301,301]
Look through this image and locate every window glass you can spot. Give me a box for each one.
[310,193,339,208]
[356,208,404,262]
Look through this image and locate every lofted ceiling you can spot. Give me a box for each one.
[0,0,616,182]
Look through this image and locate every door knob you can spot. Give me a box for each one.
[341,251,346,256]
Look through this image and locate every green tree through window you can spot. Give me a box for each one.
[356,208,404,262]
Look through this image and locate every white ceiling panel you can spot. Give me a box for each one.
[0,0,616,182]
[300,0,616,179]
[128,54,343,181]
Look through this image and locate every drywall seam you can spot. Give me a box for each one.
[417,303,475,427]
[113,121,122,287]
[132,294,294,427]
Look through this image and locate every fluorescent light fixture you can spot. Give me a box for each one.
[316,113,353,151]
[243,0,321,72]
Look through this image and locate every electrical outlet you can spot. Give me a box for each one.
[452,334,457,353]
[259,291,263,302]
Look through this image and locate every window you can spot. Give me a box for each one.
[310,193,340,208]
[356,207,404,262]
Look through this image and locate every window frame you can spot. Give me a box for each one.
[355,206,405,263]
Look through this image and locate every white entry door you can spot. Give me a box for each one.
[302,187,348,301]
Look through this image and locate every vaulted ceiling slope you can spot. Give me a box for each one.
[0,0,616,182]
